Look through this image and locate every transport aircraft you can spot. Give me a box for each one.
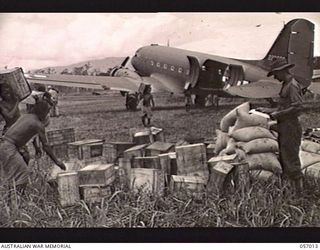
[25,19,315,110]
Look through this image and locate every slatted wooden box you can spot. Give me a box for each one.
[207,161,235,193]
[103,142,135,163]
[80,185,112,203]
[57,171,80,207]
[46,128,75,160]
[0,67,31,101]
[170,175,206,199]
[68,139,105,164]
[78,163,115,186]
[130,168,164,195]
[123,144,148,159]
[146,141,175,156]
[175,143,208,178]
[47,128,75,146]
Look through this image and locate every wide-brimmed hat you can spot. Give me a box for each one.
[267,58,295,77]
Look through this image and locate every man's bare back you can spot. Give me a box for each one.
[5,113,44,148]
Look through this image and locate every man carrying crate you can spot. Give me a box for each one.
[0,92,66,193]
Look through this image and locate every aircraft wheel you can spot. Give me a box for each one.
[126,93,138,111]
[194,95,206,107]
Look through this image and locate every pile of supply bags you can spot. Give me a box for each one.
[215,102,281,181]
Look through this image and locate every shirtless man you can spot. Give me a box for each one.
[0,92,66,191]
[0,83,42,162]
[139,85,155,127]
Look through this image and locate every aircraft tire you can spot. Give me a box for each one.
[194,95,206,107]
[126,93,138,111]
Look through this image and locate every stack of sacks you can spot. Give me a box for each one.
[299,140,320,178]
[215,102,281,180]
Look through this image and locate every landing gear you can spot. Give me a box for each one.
[194,95,206,107]
[125,93,138,111]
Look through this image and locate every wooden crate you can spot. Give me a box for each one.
[129,128,154,145]
[150,127,165,142]
[232,162,250,195]
[78,163,115,186]
[206,143,216,159]
[146,141,174,156]
[51,144,69,160]
[68,139,104,161]
[207,160,235,193]
[129,127,165,144]
[0,67,31,101]
[123,144,148,159]
[170,175,206,199]
[132,156,161,169]
[57,171,80,207]
[80,185,112,203]
[117,158,131,189]
[103,142,135,163]
[159,152,177,186]
[176,143,208,178]
[130,168,164,195]
[50,160,85,181]
[46,128,75,147]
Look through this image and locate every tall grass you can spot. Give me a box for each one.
[2,93,320,227]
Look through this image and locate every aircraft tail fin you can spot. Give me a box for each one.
[263,19,314,88]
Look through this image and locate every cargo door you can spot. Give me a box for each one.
[186,56,200,89]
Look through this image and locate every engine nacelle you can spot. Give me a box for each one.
[111,67,141,80]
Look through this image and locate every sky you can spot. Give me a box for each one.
[0,13,319,71]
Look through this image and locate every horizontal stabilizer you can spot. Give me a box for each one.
[224,79,282,98]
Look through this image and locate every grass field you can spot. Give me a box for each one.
[2,92,320,228]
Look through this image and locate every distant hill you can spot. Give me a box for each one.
[31,57,126,75]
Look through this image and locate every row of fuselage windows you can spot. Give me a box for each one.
[149,60,190,75]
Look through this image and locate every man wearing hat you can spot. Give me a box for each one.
[257,58,304,193]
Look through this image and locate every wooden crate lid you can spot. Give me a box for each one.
[107,141,135,145]
[124,144,148,152]
[146,141,174,151]
[57,171,78,177]
[68,139,103,146]
[211,161,235,175]
[176,143,205,150]
[79,163,114,172]
[150,127,163,135]
[208,154,237,163]
[134,156,160,160]
[171,175,206,184]
[168,152,176,159]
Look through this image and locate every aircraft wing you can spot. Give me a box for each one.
[25,73,177,94]
[224,79,282,98]
[25,73,142,92]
